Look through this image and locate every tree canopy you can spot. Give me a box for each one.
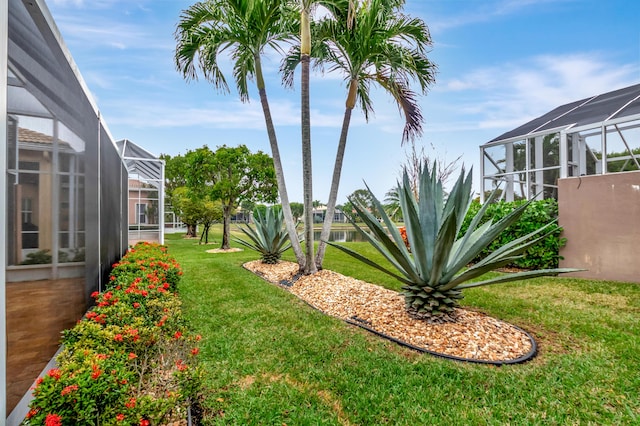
[185,145,278,249]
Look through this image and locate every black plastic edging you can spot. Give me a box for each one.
[243,264,538,366]
[345,318,538,366]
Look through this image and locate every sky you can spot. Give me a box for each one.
[45,0,640,204]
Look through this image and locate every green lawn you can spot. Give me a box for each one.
[166,227,640,425]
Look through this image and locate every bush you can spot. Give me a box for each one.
[108,242,183,292]
[460,199,565,269]
[24,242,201,426]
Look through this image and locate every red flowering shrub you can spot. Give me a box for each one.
[24,243,201,426]
[398,227,410,250]
[109,242,182,292]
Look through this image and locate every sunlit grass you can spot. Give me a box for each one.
[167,226,640,425]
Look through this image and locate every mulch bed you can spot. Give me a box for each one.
[243,260,536,364]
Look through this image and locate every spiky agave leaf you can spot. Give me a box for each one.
[327,161,581,323]
[234,207,294,264]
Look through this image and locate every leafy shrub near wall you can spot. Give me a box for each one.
[460,199,565,269]
[23,242,202,426]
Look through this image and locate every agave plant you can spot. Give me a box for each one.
[327,161,580,323]
[234,207,294,264]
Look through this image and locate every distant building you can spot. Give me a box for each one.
[116,139,165,246]
[311,205,349,224]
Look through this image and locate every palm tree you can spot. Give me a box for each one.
[283,0,436,269]
[299,0,317,274]
[174,0,306,268]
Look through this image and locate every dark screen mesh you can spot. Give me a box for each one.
[487,84,640,144]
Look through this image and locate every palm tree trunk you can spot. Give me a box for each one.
[255,55,306,268]
[301,53,316,274]
[315,80,357,268]
[315,106,353,268]
[301,4,316,274]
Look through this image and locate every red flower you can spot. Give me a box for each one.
[27,408,38,418]
[191,347,200,356]
[195,334,202,342]
[398,226,410,249]
[61,384,78,396]
[45,413,62,426]
[140,419,150,426]
[47,369,62,380]
[133,302,140,308]
[128,352,137,360]
[174,331,182,339]
[114,334,124,342]
[91,291,100,298]
[125,398,137,409]
[91,364,102,380]
[175,359,188,372]
[116,413,126,422]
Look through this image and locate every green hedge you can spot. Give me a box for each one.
[24,242,202,426]
[460,199,565,270]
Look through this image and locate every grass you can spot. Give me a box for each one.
[167,226,639,425]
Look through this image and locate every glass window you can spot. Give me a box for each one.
[136,203,147,224]
[483,144,506,175]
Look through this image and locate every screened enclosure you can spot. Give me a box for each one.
[480,84,640,202]
[117,139,165,245]
[2,0,129,422]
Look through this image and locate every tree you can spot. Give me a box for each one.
[162,153,198,237]
[289,202,304,222]
[348,188,374,211]
[198,200,224,245]
[175,0,306,265]
[299,0,316,274]
[295,0,355,274]
[169,187,205,239]
[186,145,278,250]
[283,0,436,268]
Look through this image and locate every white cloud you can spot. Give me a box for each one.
[52,16,163,50]
[105,98,347,130]
[434,52,639,131]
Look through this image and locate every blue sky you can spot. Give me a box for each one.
[46,0,640,203]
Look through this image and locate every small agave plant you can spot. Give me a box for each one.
[234,207,294,264]
[327,161,579,323]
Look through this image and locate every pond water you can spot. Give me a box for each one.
[313,229,366,242]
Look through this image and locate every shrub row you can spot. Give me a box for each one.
[24,242,202,426]
[460,199,565,270]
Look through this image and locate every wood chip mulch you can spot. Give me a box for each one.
[244,260,535,364]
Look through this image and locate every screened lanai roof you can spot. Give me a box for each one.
[8,0,109,143]
[116,139,164,183]
[488,83,640,144]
